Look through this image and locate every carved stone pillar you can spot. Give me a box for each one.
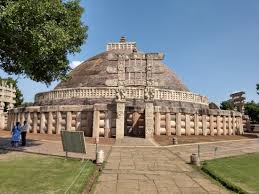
[165,113,171,136]
[8,113,13,130]
[116,101,125,139]
[32,112,38,134]
[0,103,6,129]
[217,115,221,136]
[47,112,53,134]
[0,112,5,130]
[210,115,214,136]
[202,115,207,136]
[14,113,18,124]
[223,116,227,135]
[0,102,5,129]
[185,114,191,136]
[238,117,244,134]
[176,112,181,136]
[145,102,154,139]
[92,109,100,138]
[76,112,82,131]
[154,111,161,136]
[40,113,46,134]
[17,112,21,123]
[232,115,237,135]
[104,111,112,138]
[0,102,4,113]
[228,115,232,135]
[27,113,32,132]
[56,111,61,134]
[194,113,199,136]
[66,111,72,131]
[21,112,25,125]
[13,113,17,126]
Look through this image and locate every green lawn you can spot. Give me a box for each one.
[202,153,259,194]
[0,152,96,194]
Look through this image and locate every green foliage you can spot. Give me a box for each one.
[0,0,87,85]
[220,100,234,110]
[244,101,259,123]
[0,77,23,107]
[201,153,259,193]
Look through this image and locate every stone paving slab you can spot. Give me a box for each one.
[95,147,230,194]
[95,138,259,194]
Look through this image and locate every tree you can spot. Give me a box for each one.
[220,100,235,110]
[244,101,259,123]
[0,0,87,85]
[257,84,259,95]
[0,77,24,108]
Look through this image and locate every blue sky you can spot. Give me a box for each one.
[1,0,258,104]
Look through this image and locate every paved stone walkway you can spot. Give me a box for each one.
[95,138,259,194]
[114,136,158,147]
[95,147,228,194]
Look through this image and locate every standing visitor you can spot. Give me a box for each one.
[11,122,21,147]
[21,121,28,146]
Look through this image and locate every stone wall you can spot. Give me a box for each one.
[6,103,244,138]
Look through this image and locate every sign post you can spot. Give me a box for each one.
[61,130,87,160]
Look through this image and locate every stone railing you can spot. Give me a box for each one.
[35,87,208,105]
[6,104,243,137]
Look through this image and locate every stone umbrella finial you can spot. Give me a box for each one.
[120,36,126,43]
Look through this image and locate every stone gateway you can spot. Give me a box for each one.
[7,37,244,138]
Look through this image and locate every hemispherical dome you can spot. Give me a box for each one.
[55,50,188,91]
[35,37,208,108]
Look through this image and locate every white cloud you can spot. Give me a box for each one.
[69,61,83,69]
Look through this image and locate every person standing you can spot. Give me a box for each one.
[11,122,21,147]
[21,120,28,146]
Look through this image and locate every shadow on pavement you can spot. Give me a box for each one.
[0,136,42,155]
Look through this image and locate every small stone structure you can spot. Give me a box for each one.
[0,80,16,129]
[230,91,245,113]
[7,37,244,138]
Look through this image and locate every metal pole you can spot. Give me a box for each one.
[198,144,200,159]
[95,137,99,163]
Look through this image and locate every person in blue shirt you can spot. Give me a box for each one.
[11,122,21,148]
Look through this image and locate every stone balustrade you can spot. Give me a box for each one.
[153,108,243,136]
[34,87,208,105]
[6,103,244,138]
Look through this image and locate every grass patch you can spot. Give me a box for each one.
[0,152,96,194]
[201,153,259,194]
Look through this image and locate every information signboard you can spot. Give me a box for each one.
[61,130,86,156]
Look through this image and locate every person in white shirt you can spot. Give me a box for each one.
[21,120,28,146]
